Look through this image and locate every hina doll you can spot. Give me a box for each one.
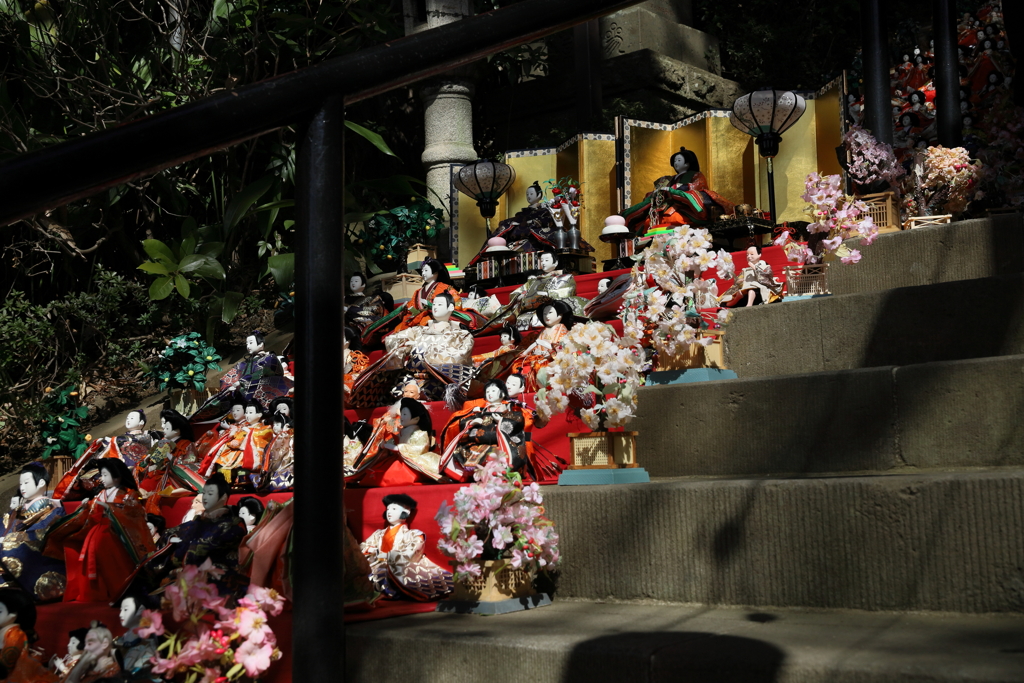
[480,251,587,334]
[145,514,165,545]
[359,494,453,601]
[344,272,394,333]
[472,325,521,366]
[259,414,294,492]
[200,400,273,476]
[348,398,443,487]
[144,472,248,597]
[364,292,474,405]
[137,410,204,502]
[467,182,568,267]
[269,396,294,420]
[52,409,153,500]
[461,284,501,319]
[440,380,533,482]
[51,628,88,678]
[361,258,471,347]
[61,622,121,683]
[43,459,155,603]
[719,246,784,307]
[114,593,157,681]
[0,463,67,602]
[0,588,57,682]
[623,147,736,234]
[238,500,295,600]
[193,396,246,463]
[236,497,265,534]
[191,331,292,423]
[509,299,572,392]
[344,327,370,396]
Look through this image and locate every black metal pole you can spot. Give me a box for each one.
[574,19,603,131]
[0,0,646,227]
[860,0,894,146]
[766,157,778,227]
[293,95,345,682]
[933,0,963,146]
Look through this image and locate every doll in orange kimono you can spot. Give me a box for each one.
[0,588,58,683]
[137,410,203,497]
[200,400,273,476]
[361,258,471,348]
[52,409,153,501]
[193,397,246,463]
[347,398,443,487]
[344,326,370,396]
[43,459,155,603]
[509,299,572,392]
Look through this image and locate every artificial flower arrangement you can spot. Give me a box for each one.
[775,173,879,266]
[902,145,983,217]
[545,176,582,212]
[843,125,906,191]
[142,560,284,682]
[435,459,560,583]
[533,320,646,431]
[617,224,733,365]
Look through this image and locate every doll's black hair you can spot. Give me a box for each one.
[146,513,166,535]
[243,398,266,416]
[465,283,488,298]
[229,393,247,411]
[421,258,452,286]
[348,272,369,291]
[269,396,295,417]
[499,324,522,345]
[127,408,146,425]
[68,627,89,648]
[398,398,434,441]
[120,590,158,613]
[432,291,457,310]
[538,250,563,271]
[908,89,926,105]
[483,379,510,401]
[159,409,194,442]
[528,181,543,199]
[236,496,265,524]
[348,419,372,443]
[538,299,575,329]
[506,373,527,391]
[97,459,139,491]
[19,462,50,487]
[669,147,700,174]
[249,330,265,346]
[271,413,292,429]
[0,588,38,643]
[205,471,231,501]
[343,326,363,352]
[381,493,418,522]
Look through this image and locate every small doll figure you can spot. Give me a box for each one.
[359,494,453,601]
[236,497,265,534]
[344,271,394,334]
[343,327,370,396]
[718,246,784,308]
[191,331,292,424]
[472,324,521,366]
[348,398,443,487]
[51,627,88,678]
[362,258,468,348]
[193,396,246,463]
[138,410,203,510]
[62,622,120,683]
[461,284,500,319]
[200,400,273,476]
[258,414,294,492]
[0,588,58,682]
[53,409,153,500]
[115,592,158,681]
[0,462,67,602]
[509,299,573,391]
[145,514,166,545]
[43,459,155,603]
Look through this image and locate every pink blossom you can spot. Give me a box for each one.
[246,585,286,616]
[491,525,513,550]
[150,654,178,675]
[197,668,222,683]
[522,482,542,504]
[235,608,273,644]
[165,583,189,622]
[235,639,275,678]
[841,249,862,264]
[137,609,165,638]
[822,236,843,252]
[455,562,482,578]
[454,535,484,562]
[773,231,791,247]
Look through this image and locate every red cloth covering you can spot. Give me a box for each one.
[63,492,294,528]
[345,394,578,483]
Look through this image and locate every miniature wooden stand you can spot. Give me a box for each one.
[567,431,638,469]
[386,272,424,300]
[906,215,952,229]
[860,191,901,233]
[450,561,534,602]
[406,244,437,270]
[784,263,831,297]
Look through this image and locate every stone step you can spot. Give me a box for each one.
[633,353,1024,478]
[540,470,1024,613]
[347,601,1024,682]
[830,213,1024,296]
[724,271,1024,378]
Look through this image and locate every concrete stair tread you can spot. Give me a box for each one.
[347,600,1024,682]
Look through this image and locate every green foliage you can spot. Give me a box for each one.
[143,332,223,392]
[38,386,89,459]
[363,198,444,271]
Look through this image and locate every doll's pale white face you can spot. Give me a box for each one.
[67,636,82,656]
[500,332,512,346]
[421,263,435,282]
[431,297,454,320]
[0,603,14,629]
[119,597,139,628]
[506,376,524,397]
[18,472,45,501]
[485,384,503,403]
[273,421,284,435]
[349,275,364,293]
[385,503,409,525]
[597,278,610,294]
[231,404,245,421]
[276,403,290,418]
[542,305,561,327]
[239,507,256,528]
[746,247,760,265]
[147,522,158,539]
[539,253,556,272]
[672,154,689,174]
[202,484,225,512]
[246,335,262,354]
[100,468,117,490]
[244,406,261,424]
[399,407,419,428]
[161,418,179,439]
[125,411,144,430]
[526,186,541,204]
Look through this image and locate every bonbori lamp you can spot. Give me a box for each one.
[453,159,516,237]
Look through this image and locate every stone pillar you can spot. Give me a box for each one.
[860,0,894,146]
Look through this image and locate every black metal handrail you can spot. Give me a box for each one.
[0,0,643,226]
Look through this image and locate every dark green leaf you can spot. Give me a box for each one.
[149,276,175,300]
[142,240,179,269]
[266,253,295,291]
[345,120,397,157]
[197,242,225,259]
[138,261,170,275]
[221,291,245,324]
[223,175,275,233]
[173,273,191,299]
[179,254,226,280]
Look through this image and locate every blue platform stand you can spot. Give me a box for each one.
[645,368,737,386]
[558,468,650,486]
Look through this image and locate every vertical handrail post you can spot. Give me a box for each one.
[860,0,894,146]
[933,0,963,147]
[293,94,346,681]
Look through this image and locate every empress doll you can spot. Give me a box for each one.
[360,494,452,601]
[43,459,155,603]
[0,588,58,682]
[348,398,443,487]
[509,299,572,392]
[0,463,66,602]
[137,409,204,502]
[440,380,534,482]
[200,399,273,476]
[258,413,294,492]
[52,409,153,500]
